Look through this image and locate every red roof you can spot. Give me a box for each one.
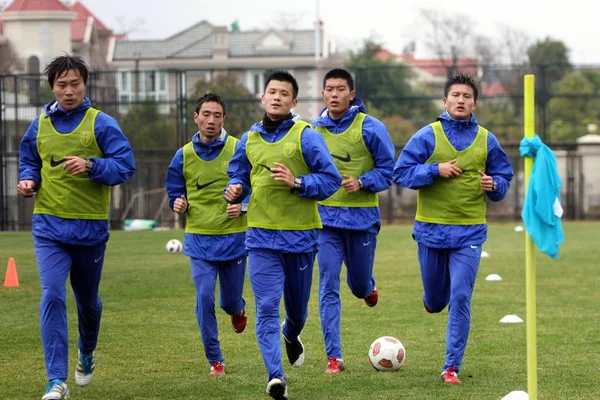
[399,54,479,77]
[69,1,110,41]
[481,82,509,96]
[4,0,68,12]
[375,49,479,77]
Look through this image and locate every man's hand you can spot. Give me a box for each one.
[224,184,243,202]
[173,195,187,214]
[342,174,360,193]
[63,156,87,175]
[478,170,494,192]
[17,180,36,197]
[438,159,462,178]
[226,203,242,218]
[271,162,295,188]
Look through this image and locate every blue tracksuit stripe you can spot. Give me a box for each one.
[248,249,315,381]
[318,227,376,358]
[191,257,246,364]
[35,236,105,380]
[418,243,481,372]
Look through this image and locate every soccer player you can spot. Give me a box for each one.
[166,93,248,376]
[393,74,513,384]
[224,70,342,400]
[17,55,135,400]
[311,68,395,374]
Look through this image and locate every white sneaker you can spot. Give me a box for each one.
[74,349,95,386]
[266,378,288,400]
[41,379,69,400]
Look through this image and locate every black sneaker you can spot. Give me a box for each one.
[267,378,288,400]
[283,334,305,367]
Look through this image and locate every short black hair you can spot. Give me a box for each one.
[444,74,479,101]
[44,55,89,87]
[195,92,226,115]
[264,70,299,99]
[323,68,354,91]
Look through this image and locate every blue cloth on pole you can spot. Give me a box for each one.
[520,135,564,258]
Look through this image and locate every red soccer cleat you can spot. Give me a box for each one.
[209,361,225,375]
[364,288,378,307]
[441,366,461,384]
[231,308,247,333]
[325,357,346,374]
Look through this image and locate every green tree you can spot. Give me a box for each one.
[548,72,599,140]
[527,37,572,92]
[189,72,263,137]
[120,102,178,150]
[347,39,437,121]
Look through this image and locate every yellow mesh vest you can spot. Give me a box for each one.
[246,121,322,230]
[315,113,378,207]
[183,136,247,234]
[34,108,109,220]
[415,121,488,225]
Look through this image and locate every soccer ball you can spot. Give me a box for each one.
[368,336,406,372]
[165,239,182,253]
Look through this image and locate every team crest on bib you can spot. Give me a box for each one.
[283,142,297,158]
[80,131,94,147]
[474,147,486,163]
[350,129,362,143]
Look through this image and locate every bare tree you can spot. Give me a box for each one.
[494,24,531,116]
[115,16,147,39]
[496,24,530,65]
[0,41,22,74]
[272,11,307,30]
[419,8,474,78]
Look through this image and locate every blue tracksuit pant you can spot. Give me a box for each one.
[418,243,481,372]
[248,248,316,381]
[317,227,377,359]
[190,257,246,364]
[34,236,105,381]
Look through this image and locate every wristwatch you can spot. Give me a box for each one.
[294,177,302,189]
[85,158,94,173]
[358,178,364,189]
[492,180,498,192]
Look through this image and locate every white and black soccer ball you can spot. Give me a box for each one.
[368,336,406,372]
[165,239,183,253]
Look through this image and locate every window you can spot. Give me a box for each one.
[246,70,268,97]
[116,69,169,114]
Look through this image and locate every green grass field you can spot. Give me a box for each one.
[1,222,598,400]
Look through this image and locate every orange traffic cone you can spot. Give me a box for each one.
[4,257,19,287]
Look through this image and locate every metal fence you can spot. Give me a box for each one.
[2,64,600,231]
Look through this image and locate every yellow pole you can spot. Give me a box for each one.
[523,74,537,399]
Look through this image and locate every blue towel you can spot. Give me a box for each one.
[520,135,564,258]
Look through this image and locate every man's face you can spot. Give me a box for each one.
[322,77,355,118]
[443,84,476,121]
[261,80,298,120]
[52,69,86,111]
[194,101,225,143]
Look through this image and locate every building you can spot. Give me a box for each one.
[107,20,344,119]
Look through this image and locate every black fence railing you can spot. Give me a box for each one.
[2,64,600,230]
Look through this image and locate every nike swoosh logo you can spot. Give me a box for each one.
[331,152,351,162]
[300,264,309,271]
[363,241,371,246]
[94,256,102,263]
[237,259,243,264]
[470,245,478,249]
[257,163,273,172]
[196,179,220,190]
[50,156,66,167]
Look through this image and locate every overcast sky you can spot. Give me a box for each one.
[81,0,600,64]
